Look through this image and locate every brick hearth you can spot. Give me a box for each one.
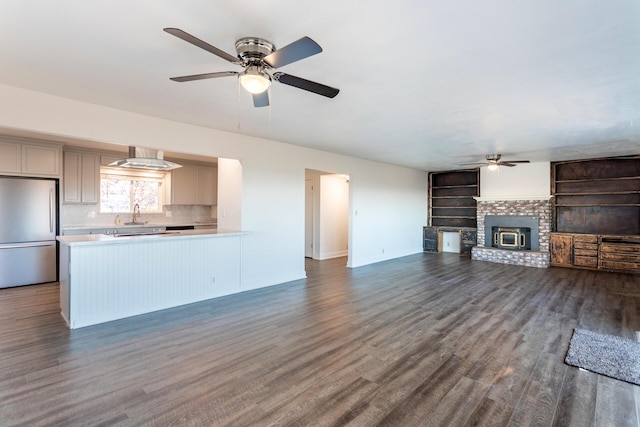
[471,197,552,268]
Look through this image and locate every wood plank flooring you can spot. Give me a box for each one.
[1,253,640,426]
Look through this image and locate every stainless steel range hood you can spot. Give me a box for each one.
[109,147,182,171]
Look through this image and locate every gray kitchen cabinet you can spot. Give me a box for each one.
[0,138,61,177]
[63,151,99,204]
[22,144,61,176]
[171,164,197,205]
[196,166,216,205]
[171,164,217,205]
[0,141,21,174]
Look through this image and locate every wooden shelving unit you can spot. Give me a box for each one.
[429,169,479,228]
[552,156,640,235]
[550,155,640,273]
[425,169,479,254]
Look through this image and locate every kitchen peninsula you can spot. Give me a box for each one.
[57,229,245,329]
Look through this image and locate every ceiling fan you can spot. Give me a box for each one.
[461,154,530,171]
[163,28,339,107]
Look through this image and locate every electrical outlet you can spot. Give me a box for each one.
[165,211,172,218]
[211,276,216,283]
[88,211,96,218]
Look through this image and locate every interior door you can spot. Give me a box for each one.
[305,179,314,258]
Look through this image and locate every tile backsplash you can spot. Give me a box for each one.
[61,204,216,227]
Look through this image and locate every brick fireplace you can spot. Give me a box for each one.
[471,197,552,268]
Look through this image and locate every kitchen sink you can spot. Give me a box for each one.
[111,231,180,237]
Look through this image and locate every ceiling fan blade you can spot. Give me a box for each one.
[502,160,530,164]
[164,28,241,64]
[501,163,518,167]
[169,71,238,82]
[253,91,269,108]
[263,37,322,68]
[459,162,488,166]
[274,73,339,98]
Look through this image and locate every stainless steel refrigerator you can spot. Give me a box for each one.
[0,176,58,288]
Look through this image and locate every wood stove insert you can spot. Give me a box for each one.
[492,226,532,250]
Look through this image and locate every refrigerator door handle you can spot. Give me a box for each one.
[0,242,56,249]
[49,188,54,233]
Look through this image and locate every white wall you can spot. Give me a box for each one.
[318,174,349,260]
[0,84,427,291]
[217,158,242,230]
[480,162,551,198]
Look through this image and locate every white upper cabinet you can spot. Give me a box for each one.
[0,138,61,177]
[170,164,217,205]
[0,142,21,174]
[196,165,217,206]
[22,144,61,176]
[63,151,99,204]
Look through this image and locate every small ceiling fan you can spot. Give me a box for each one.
[163,28,339,107]
[461,154,530,171]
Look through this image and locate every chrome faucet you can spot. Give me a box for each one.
[132,203,141,224]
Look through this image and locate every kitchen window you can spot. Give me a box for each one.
[100,167,166,213]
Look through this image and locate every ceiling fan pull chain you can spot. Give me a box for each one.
[236,79,242,131]
[268,87,272,137]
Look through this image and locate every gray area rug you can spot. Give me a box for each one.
[565,328,640,386]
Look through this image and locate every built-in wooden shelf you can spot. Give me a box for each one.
[555,176,640,183]
[432,195,478,199]
[551,156,640,236]
[431,216,477,219]
[429,169,479,229]
[555,191,640,195]
[555,204,640,207]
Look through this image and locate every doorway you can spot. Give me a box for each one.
[304,169,350,263]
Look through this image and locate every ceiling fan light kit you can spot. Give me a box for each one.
[460,154,531,170]
[164,28,339,107]
[239,66,271,94]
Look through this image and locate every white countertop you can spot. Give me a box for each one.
[57,228,245,246]
[62,222,217,231]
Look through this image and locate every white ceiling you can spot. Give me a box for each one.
[1,1,639,171]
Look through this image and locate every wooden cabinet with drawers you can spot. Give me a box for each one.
[550,232,640,273]
[572,234,598,268]
[599,237,640,273]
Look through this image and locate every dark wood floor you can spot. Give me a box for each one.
[1,253,639,426]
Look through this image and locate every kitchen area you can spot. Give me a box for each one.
[1,134,245,329]
[60,145,218,235]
